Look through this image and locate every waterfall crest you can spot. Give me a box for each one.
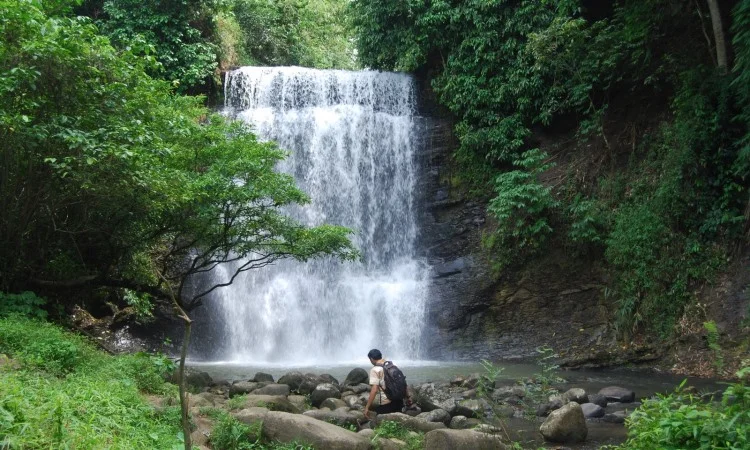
[198,67,428,364]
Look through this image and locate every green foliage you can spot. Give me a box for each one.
[703,320,724,372]
[233,0,355,69]
[0,0,357,306]
[613,371,750,450]
[372,420,424,450]
[352,0,750,342]
[484,149,558,271]
[227,393,249,410]
[0,317,182,449]
[210,412,263,450]
[94,0,221,92]
[123,289,154,320]
[0,291,47,319]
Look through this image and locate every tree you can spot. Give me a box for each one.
[0,2,357,447]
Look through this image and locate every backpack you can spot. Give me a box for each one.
[381,361,407,401]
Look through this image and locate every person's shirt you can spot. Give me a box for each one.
[369,364,391,405]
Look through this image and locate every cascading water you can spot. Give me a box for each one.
[193,67,429,365]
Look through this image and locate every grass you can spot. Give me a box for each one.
[0,316,182,449]
[372,420,424,450]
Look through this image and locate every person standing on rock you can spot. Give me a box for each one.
[364,348,405,418]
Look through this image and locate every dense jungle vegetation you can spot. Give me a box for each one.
[351,0,750,340]
[1,0,749,449]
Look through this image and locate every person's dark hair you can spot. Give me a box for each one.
[367,349,382,360]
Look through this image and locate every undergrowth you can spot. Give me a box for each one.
[0,316,180,449]
[372,420,424,450]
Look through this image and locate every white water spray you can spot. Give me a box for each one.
[201,67,428,364]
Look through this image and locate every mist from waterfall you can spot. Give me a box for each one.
[195,67,429,364]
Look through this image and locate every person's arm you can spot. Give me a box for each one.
[364,384,379,418]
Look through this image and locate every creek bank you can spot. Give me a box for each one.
[171,367,653,449]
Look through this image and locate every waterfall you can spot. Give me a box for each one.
[193,67,429,364]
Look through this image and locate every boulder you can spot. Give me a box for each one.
[310,383,341,407]
[417,408,451,426]
[188,392,216,409]
[562,388,588,404]
[580,403,605,418]
[376,413,447,433]
[343,368,369,386]
[343,393,369,409]
[491,386,525,404]
[183,370,212,391]
[539,402,588,443]
[288,395,310,412]
[233,406,270,426]
[190,415,213,448]
[242,395,300,414]
[461,373,482,389]
[587,393,608,407]
[358,429,375,439]
[449,416,468,429]
[303,408,358,427]
[262,411,370,450]
[416,383,458,413]
[454,398,489,419]
[253,372,275,383]
[278,372,306,392]
[603,411,628,423]
[253,383,291,396]
[230,381,261,396]
[318,373,340,385]
[350,383,371,394]
[320,398,348,410]
[424,429,508,450]
[598,386,635,403]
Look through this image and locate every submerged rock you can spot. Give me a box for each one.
[598,386,635,403]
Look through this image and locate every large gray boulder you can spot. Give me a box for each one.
[230,381,261,397]
[188,392,216,409]
[376,413,446,433]
[344,368,369,386]
[350,383,371,394]
[287,395,310,412]
[253,383,291,396]
[454,398,489,419]
[587,393,608,407]
[562,388,588,404]
[310,383,341,407]
[417,408,451,426]
[303,408,359,427]
[320,398,348,410]
[253,372,275,383]
[424,429,508,450]
[598,386,635,403]
[277,372,306,391]
[580,403,605,418]
[415,383,458,413]
[233,406,270,426]
[262,411,370,450]
[242,395,300,414]
[539,402,588,443]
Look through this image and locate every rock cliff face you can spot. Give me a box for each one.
[413,83,618,362]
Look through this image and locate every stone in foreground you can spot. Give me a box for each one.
[539,401,588,443]
[424,429,508,450]
[262,411,370,450]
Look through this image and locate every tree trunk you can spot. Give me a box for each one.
[178,314,193,450]
[707,0,728,70]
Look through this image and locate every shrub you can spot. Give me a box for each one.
[0,291,47,319]
[613,368,749,450]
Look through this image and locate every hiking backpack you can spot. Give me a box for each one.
[381,361,407,401]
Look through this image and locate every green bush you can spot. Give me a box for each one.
[373,420,424,450]
[0,317,182,449]
[613,369,750,450]
[0,291,47,319]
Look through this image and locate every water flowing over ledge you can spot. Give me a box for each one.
[190,67,429,364]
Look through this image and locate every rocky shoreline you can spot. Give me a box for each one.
[170,367,659,449]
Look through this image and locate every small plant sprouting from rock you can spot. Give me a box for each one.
[703,320,724,373]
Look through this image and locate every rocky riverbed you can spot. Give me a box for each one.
[166,366,704,449]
